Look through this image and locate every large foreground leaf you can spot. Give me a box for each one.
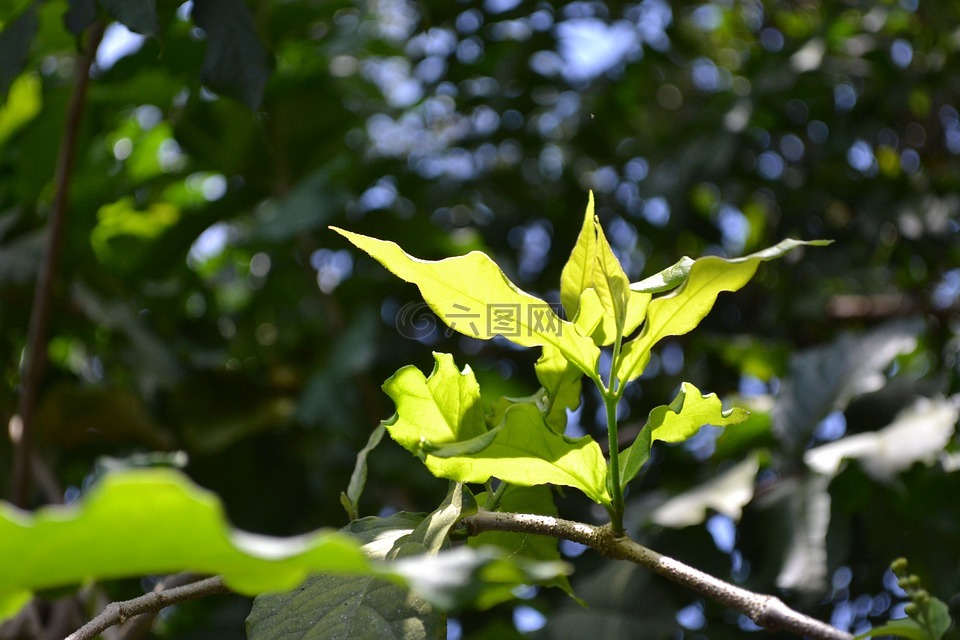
[0,469,375,622]
[333,228,600,377]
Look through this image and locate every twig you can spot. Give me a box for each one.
[64,576,229,640]
[11,20,105,507]
[460,510,853,640]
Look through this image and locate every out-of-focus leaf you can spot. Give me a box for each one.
[392,546,570,611]
[772,319,923,456]
[90,197,181,270]
[0,469,380,622]
[650,455,759,528]
[0,72,40,147]
[97,0,157,35]
[770,474,833,596]
[63,0,95,35]
[333,228,601,377]
[248,512,443,640]
[470,485,575,597]
[805,396,957,481]
[0,228,43,284]
[35,382,172,449]
[341,424,386,521]
[256,169,345,241]
[0,3,36,101]
[618,239,830,382]
[247,573,443,640]
[191,0,272,109]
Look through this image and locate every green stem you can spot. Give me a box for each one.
[604,327,626,534]
[483,479,509,511]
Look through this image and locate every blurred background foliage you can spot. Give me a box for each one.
[0,0,959,637]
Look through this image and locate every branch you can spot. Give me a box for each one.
[64,576,229,640]
[460,510,852,640]
[12,20,106,507]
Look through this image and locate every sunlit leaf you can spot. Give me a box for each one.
[333,228,600,377]
[559,193,634,344]
[382,355,610,505]
[630,256,695,293]
[619,382,749,490]
[341,424,386,521]
[618,239,830,382]
[535,344,583,433]
[855,618,936,640]
[382,352,486,454]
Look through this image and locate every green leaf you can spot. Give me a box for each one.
[97,0,158,35]
[247,573,444,640]
[0,3,37,102]
[429,404,610,506]
[0,73,42,148]
[341,423,386,521]
[382,352,486,455]
[535,344,583,433]
[630,256,695,293]
[619,382,749,490]
[333,227,600,377]
[382,355,610,505]
[855,618,936,640]
[388,482,477,558]
[470,485,576,598]
[559,193,633,343]
[618,239,830,382]
[0,469,379,622]
[192,0,273,109]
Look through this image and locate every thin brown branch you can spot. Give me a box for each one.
[460,510,853,640]
[64,576,229,640]
[11,21,106,507]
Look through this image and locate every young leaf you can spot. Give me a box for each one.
[630,256,696,293]
[341,423,386,521]
[333,227,600,377]
[381,354,609,504]
[854,619,937,640]
[388,482,477,558]
[618,382,749,490]
[617,239,830,382]
[425,404,611,507]
[0,469,380,622]
[560,193,632,342]
[535,344,583,433]
[382,352,487,455]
